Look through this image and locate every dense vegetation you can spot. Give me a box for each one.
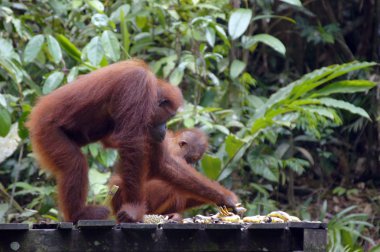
[0,0,379,250]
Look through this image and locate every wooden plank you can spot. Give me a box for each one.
[0,223,327,251]
[0,223,29,230]
[58,222,73,230]
[303,229,327,252]
[77,220,116,229]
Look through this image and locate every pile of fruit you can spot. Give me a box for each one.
[143,204,303,224]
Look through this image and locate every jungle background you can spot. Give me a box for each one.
[0,0,379,251]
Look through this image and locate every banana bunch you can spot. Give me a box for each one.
[142,206,303,225]
[243,211,301,224]
[182,209,303,224]
[180,204,246,224]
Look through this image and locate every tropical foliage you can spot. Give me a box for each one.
[0,0,379,250]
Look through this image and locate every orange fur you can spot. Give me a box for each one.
[27,60,182,223]
[28,60,238,223]
[110,129,238,217]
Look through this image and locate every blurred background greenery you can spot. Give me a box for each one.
[0,0,379,251]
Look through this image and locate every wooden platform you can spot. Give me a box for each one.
[0,221,327,251]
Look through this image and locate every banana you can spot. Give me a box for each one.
[194,215,213,224]
[267,211,291,222]
[288,216,301,222]
[182,218,194,224]
[220,214,241,223]
[269,216,285,223]
[243,215,267,223]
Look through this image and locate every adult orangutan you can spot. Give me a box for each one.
[27,59,238,223]
[109,128,237,217]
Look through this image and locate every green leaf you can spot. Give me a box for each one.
[251,118,273,134]
[101,30,120,62]
[99,149,117,167]
[22,70,41,95]
[280,0,302,7]
[67,67,79,83]
[110,4,130,23]
[0,58,24,84]
[250,183,270,196]
[85,0,104,13]
[155,8,166,28]
[205,26,215,47]
[162,56,177,78]
[247,95,265,108]
[369,244,380,252]
[136,16,148,29]
[256,61,376,120]
[0,203,7,220]
[301,106,338,121]
[184,118,195,128]
[13,19,24,39]
[228,8,252,40]
[243,34,286,55]
[46,35,62,64]
[214,125,230,135]
[230,59,246,79]
[49,0,69,15]
[214,24,231,47]
[289,98,322,106]
[285,158,309,175]
[262,167,279,182]
[225,134,244,159]
[43,71,65,94]
[11,182,34,191]
[120,8,130,59]
[252,15,296,24]
[89,169,109,195]
[240,72,256,86]
[318,98,371,120]
[0,94,6,107]
[18,105,31,140]
[201,154,222,180]
[295,147,315,165]
[248,156,280,182]
[310,80,376,98]
[88,143,99,157]
[291,61,377,99]
[167,10,180,20]
[0,106,11,137]
[218,167,234,181]
[191,16,213,25]
[207,72,219,86]
[197,3,221,10]
[86,36,104,66]
[252,164,278,182]
[72,0,83,8]
[329,61,376,80]
[91,13,109,27]
[23,35,45,63]
[275,143,290,159]
[56,34,82,62]
[0,38,14,59]
[169,67,184,86]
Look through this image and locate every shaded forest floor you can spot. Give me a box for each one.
[305,180,380,246]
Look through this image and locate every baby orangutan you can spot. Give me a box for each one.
[109,128,231,219]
